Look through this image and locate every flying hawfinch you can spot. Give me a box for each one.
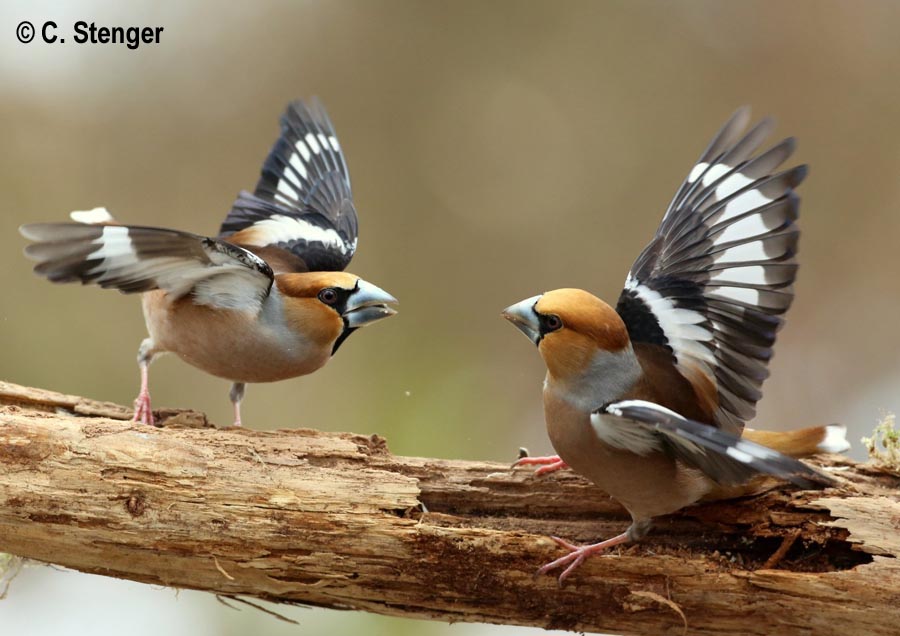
[21,99,397,426]
[502,108,848,584]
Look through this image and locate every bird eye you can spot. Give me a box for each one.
[318,288,339,305]
[544,314,563,332]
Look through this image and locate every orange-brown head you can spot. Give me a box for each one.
[502,288,631,381]
[276,271,397,354]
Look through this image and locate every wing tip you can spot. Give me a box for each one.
[19,223,40,241]
[730,436,836,489]
[789,164,809,187]
[780,136,797,154]
[283,96,332,129]
[606,400,836,489]
[730,105,752,127]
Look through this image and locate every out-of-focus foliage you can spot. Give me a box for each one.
[1,1,899,634]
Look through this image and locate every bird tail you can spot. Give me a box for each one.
[68,207,119,225]
[742,424,849,458]
[700,424,848,503]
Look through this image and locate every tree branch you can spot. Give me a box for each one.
[1,381,898,635]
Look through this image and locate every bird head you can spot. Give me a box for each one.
[502,288,630,381]
[276,272,397,354]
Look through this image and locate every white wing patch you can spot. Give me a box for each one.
[709,265,767,285]
[708,286,760,305]
[720,188,773,222]
[274,133,341,204]
[274,139,315,204]
[288,153,308,180]
[276,179,298,200]
[295,139,311,161]
[724,445,753,464]
[605,399,682,419]
[83,227,269,310]
[713,241,770,264]
[243,214,352,254]
[701,162,731,186]
[687,162,708,183]
[87,226,135,263]
[687,161,757,201]
[305,133,321,154]
[625,276,716,367]
[715,171,755,200]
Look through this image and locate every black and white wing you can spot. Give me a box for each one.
[20,223,273,311]
[595,400,831,488]
[615,108,805,435]
[219,98,358,273]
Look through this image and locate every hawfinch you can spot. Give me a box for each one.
[21,99,397,426]
[503,108,848,584]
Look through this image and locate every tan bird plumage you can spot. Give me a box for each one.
[21,99,397,426]
[503,109,848,584]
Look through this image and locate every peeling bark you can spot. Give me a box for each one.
[0,381,898,635]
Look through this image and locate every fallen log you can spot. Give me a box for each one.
[0,381,898,635]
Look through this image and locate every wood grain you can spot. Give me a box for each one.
[1,381,898,635]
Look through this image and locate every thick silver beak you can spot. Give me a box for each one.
[343,279,398,328]
[501,294,543,345]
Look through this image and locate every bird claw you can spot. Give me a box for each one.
[549,535,581,551]
[536,532,630,585]
[536,541,593,585]
[511,454,569,475]
[132,391,154,426]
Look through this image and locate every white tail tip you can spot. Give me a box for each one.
[818,424,850,454]
[70,207,114,224]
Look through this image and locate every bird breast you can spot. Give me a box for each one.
[141,290,332,383]
[543,381,714,521]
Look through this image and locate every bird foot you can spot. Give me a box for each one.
[537,532,630,585]
[132,391,154,426]
[512,455,569,475]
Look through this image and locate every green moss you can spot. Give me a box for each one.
[861,412,900,470]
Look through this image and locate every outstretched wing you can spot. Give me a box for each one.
[219,98,358,273]
[21,223,273,311]
[595,400,832,488]
[615,108,805,435]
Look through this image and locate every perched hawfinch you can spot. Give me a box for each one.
[21,99,397,426]
[503,108,848,584]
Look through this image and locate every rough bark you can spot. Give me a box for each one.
[0,380,898,635]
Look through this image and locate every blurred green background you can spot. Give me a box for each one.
[2,1,899,634]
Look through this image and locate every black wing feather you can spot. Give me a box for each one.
[600,401,833,488]
[21,223,273,310]
[615,109,806,434]
[219,98,358,273]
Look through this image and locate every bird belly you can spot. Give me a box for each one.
[544,389,711,521]
[142,291,330,383]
